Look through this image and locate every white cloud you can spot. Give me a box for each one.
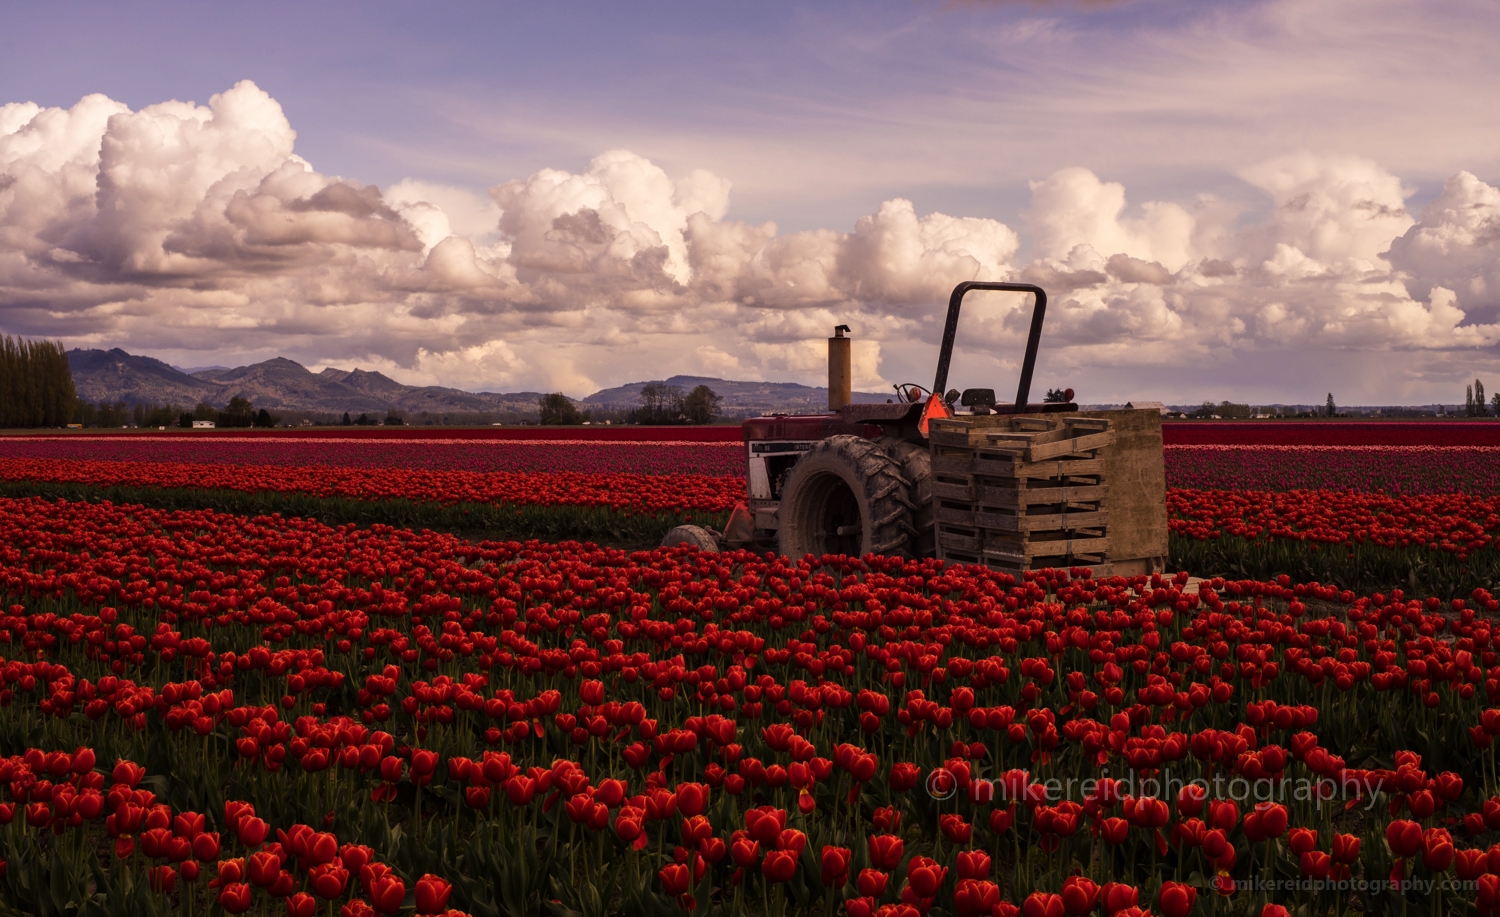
[2,81,1500,402]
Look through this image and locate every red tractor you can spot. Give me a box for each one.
[665,281,1106,560]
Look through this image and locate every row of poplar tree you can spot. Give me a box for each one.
[0,336,77,428]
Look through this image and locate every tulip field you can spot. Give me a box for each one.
[2,493,1500,917]
[1,421,1500,916]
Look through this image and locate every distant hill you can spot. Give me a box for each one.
[68,349,543,417]
[67,350,887,419]
[582,376,889,416]
[69,349,220,408]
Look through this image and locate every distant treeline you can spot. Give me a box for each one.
[0,336,77,428]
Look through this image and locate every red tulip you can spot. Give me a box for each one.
[1387,820,1423,858]
[820,846,851,887]
[857,868,889,898]
[1422,827,1454,872]
[989,806,1014,834]
[1457,848,1489,880]
[1023,892,1064,917]
[1101,883,1139,916]
[906,857,946,898]
[1062,876,1099,916]
[218,883,254,915]
[1247,803,1287,839]
[193,832,221,862]
[762,849,798,883]
[745,807,786,846]
[889,763,920,792]
[237,817,269,848]
[867,834,904,870]
[148,865,176,894]
[1159,881,1197,917]
[1288,827,1317,856]
[369,873,405,915]
[680,815,713,846]
[730,838,760,867]
[699,837,726,864]
[676,783,709,817]
[287,893,318,917]
[505,776,536,806]
[940,813,973,844]
[1300,851,1331,879]
[248,851,282,888]
[310,864,348,900]
[1177,783,1205,817]
[1207,800,1238,831]
[1332,833,1361,863]
[955,879,1001,917]
[1100,817,1128,845]
[1408,790,1437,819]
[659,863,690,898]
[956,850,990,881]
[1479,874,1500,911]
[415,874,452,914]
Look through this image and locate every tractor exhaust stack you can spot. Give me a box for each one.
[828,324,852,410]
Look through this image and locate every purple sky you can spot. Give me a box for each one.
[2,0,1498,403]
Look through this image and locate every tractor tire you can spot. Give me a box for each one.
[777,435,914,559]
[660,525,721,552]
[879,436,936,558]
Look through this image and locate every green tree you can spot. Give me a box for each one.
[1325,393,1336,417]
[682,385,723,425]
[538,393,584,425]
[0,335,76,428]
[1477,379,1488,417]
[218,396,255,428]
[253,408,280,428]
[637,382,685,424]
[342,412,352,426]
[384,410,405,426]
[193,402,217,421]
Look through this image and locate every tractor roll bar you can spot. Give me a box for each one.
[932,281,1048,412]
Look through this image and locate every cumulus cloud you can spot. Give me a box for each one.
[1,81,1499,401]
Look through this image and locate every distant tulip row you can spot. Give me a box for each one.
[0,437,744,476]
[0,458,743,514]
[1165,446,1500,494]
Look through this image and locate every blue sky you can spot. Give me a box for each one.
[2,0,1499,402]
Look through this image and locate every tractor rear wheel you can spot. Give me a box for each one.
[777,435,914,559]
[879,436,935,558]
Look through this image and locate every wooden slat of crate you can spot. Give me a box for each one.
[1022,430,1117,462]
[941,546,1113,576]
[935,502,1107,533]
[1011,532,1110,559]
[932,477,1109,508]
[937,526,985,554]
[930,417,1064,449]
[932,449,1107,480]
[937,524,1108,557]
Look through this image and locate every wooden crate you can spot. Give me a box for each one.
[930,415,1114,573]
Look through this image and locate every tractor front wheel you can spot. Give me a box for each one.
[660,525,721,552]
[777,435,914,559]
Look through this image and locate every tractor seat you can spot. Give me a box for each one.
[960,389,996,415]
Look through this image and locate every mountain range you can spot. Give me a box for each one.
[67,348,887,419]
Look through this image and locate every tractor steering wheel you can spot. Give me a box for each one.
[893,383,930,403]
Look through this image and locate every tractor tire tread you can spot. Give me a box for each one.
[777,435,915,559]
